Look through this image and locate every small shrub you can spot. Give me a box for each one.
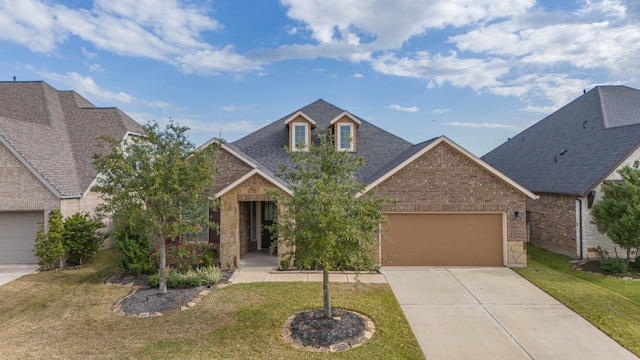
[33,210,65,269]
[152,240,217,273]
[601,257,629,274]
[146,266,222,288]
[116,223,155,275]
[62,213,104,265]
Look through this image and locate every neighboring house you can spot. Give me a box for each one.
[202,99,536,269]
[0,81,143,264]
[483,85,640,259]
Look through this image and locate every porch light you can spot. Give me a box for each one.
[514,211,521,221]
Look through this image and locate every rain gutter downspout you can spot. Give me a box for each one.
[577,197,583,260]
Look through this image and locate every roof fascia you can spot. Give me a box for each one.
[215,168,293,198]
[197,139,259,170]
[584,141,640,197]
[0,133,78,199]
[283,111,316,127]
[329,112,362,127]
[362,136,538,199]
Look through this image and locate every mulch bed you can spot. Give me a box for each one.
[282,309,375,352]
[108,270,234,317]
[576,260,640,279]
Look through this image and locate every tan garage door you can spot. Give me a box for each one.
[0,212,43,264]
[382,213,503,266]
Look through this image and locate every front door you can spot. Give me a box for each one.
[261,201,276,250]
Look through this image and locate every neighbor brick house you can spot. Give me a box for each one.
[0,81,142,264]
[483,85,640,259]
[201,99,536,269]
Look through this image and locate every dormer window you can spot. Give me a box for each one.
[330,112,361,152]
[293,123,308,151]
[284,111,316,151]
[337,123,354,151]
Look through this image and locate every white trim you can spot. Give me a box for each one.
[329,112,361,127]
[214,168,293,198]
[336,123,354,152]
[284,111,316,126]
[502,212,508,266]
[291,123,309,151]
[362,136,538,199]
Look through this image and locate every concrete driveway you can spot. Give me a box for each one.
[0,265,39,287]
[383,267,638,360]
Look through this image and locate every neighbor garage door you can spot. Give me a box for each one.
[382,213,504,266]
[0,212,43,264]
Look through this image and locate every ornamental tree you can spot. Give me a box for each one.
[591,161,640,262]
[92,121,219,293]
[272,132,386,318]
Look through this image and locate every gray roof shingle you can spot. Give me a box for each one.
[482,85,640,197]
[0,81,143,197]
[232,99,415,184]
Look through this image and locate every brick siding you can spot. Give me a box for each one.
[527,194,577,257]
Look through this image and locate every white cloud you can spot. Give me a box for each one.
[353,73,363,78]
[387,104,418,113]
[444,122,514,129]
[88,63,103,72]
[432,108,450,114]
[372,51,508,91]
[176,46,262,75]
[81,47,97,58]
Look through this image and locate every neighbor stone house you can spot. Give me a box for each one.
[483,85,640,259]
[201,99,536,269]
[0,81,143,264]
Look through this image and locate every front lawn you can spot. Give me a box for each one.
[0,249,424,359]
[515,246,640,356]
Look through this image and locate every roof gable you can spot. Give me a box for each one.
[0,81,143,197]
[483,85,640,196]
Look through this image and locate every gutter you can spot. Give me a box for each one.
[576,197,583,260]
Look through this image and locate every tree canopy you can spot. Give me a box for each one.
[92,121,219,292]
[591,161,640,262]
[272,132,386,318]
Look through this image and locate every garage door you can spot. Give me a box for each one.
[382,213,504,266]
[0,212,43,264]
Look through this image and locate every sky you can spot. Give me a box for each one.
[1,0,640,156]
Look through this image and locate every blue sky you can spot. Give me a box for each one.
[1,0,639,155]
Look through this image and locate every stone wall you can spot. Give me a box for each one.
[527,194,577,257]
[369,141,528,266]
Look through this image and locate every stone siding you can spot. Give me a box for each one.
[369,142,528,266]
[527,194,577,257]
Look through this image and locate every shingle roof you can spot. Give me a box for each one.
[231,99,415,184]
[482,85,640,197]
[0,81,143,197]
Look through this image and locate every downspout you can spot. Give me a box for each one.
[577,197,583,260]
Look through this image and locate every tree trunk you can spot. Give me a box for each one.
[323,269,331,319]
[159,236,167,294]
[627,247,632,263]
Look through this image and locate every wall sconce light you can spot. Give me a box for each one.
[48,210,55,216]
[515,211,521,221]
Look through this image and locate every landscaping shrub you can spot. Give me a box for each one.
[601,257,630,274]
[115,223,155,276]
[152,240,217,273]
[146,266,222,288]
[33,210,65,269]
[62,213,105,265]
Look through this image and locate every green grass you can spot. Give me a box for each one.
[0,249,424,359]
[515,246,640,356]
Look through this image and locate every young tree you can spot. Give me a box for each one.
[273,132,386,318]
[591,161,640,262]
[33,209,65,269]
[92,121,218,293]
[62,213,105,265]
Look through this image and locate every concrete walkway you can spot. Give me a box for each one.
[0,264,39,287]
[383,267,638,360]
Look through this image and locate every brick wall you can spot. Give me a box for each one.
[212,148,253,194]
[0,143,60,229]
[527,194,577,257]
[368,141,528,266]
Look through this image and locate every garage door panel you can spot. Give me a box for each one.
[382,213,503,266]
[0,212,43,264]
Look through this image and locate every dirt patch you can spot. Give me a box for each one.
[283,309,375,352]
